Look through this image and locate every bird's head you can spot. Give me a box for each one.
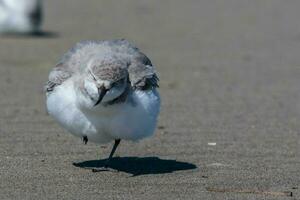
[77,57,128,109]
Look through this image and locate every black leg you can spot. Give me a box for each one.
[92,139,121,172]
[105,139,121,167]
[82,136,88,144]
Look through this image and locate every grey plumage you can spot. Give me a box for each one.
[46,63,72,92]
[46,39,159,92]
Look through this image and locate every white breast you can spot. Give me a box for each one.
[46,80,160,144]
[106,89,160,140]
[46,80,112,143]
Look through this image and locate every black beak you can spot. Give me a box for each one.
[94,87,108,106]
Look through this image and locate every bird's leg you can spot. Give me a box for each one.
[92,139,121,172]
[104,139,121,167]
[82,136,88,144]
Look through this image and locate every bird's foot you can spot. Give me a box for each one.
[91,166,119,173]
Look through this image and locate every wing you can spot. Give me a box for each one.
[128,52,159,90]
[45,63,72,93]
[45,41,91,93]
[45,41,100,93]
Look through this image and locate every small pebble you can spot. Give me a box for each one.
[208,142,216,146]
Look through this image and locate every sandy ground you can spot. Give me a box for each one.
[0,0,299,199]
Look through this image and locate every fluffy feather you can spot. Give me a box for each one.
[46,40,161,144]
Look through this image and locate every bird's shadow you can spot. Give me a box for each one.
[1,31,59,38]
[73,157,197,176]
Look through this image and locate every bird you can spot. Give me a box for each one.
[0,0,42,34]
[45,39,160,171]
